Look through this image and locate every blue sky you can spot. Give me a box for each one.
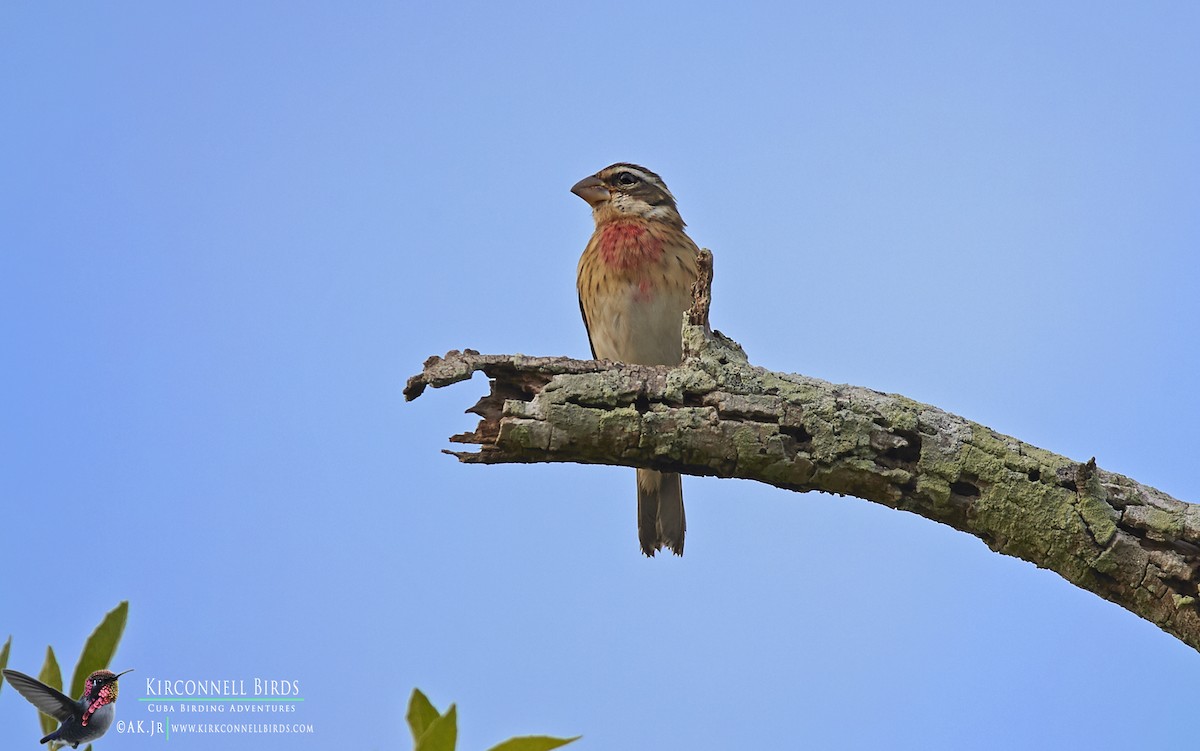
[2,3,1197,749]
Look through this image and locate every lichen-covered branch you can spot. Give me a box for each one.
[405,250,1200,652]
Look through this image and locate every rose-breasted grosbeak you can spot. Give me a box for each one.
[573,163,700,556]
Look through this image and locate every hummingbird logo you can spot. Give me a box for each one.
[3,668,134,748]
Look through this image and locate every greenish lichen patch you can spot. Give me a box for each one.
[663,367,718,403]
[967,480,1084,566]
[728,423,774,465]
[1123,505,1184,541]
[596,406,642,457]
[872,395,922,430]
[959,442,1012,485]
[915,444,963,488]
[756,453,817,488]
[502,398,539,420]
[548,371,641,407]
[703,392,783,421]
[543,403,602,451]
[1075,492,1118,546]
[1091,533,1149,582]
[497,418,551,453]
[916,475,951,507]
[678,423,739,475]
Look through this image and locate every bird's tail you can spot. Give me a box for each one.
[637,469,685,556]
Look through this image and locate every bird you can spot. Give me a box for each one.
[3,668,134,748]
[572,163,700,556]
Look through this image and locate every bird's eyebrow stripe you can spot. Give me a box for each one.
[608,165,657,183]
[596,163,677,206]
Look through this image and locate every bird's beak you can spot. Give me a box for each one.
[111,669,134,681]
[571,175,609,206]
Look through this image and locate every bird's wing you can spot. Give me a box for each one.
[2,669,77,721]
[578,294,598,360]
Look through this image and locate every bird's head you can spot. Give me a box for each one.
[571,163,684,227]
[84,669,134,704]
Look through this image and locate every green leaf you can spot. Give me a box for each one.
[0,635,11,695]
[70,601,129,699]
[407,688,441,743]
[415,703,457,751]
[487,735,582,751]
[38,645,64,739]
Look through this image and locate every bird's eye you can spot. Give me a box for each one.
[615,172,638,187]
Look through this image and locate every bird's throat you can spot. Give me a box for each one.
[82,694,111,727]
[596,221,665,271]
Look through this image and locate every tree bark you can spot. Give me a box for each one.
[405,250,1200,652]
